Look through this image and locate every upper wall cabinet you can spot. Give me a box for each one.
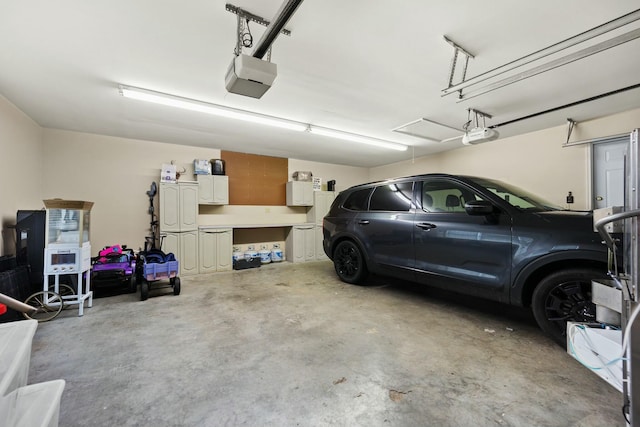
[197,175,229,205]
[159,182,198,232]
[286,181,314,206]
[307,191,335,224]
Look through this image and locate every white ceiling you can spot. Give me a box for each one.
[1,1,639,167]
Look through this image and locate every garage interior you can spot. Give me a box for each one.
[1,1,640,426]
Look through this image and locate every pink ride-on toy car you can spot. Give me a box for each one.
[91,245,137,293]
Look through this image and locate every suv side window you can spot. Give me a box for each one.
[369,182,414,212]
[420,179,483,213]
[343,188,372,211]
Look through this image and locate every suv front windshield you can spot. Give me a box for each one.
[471,177,564,211]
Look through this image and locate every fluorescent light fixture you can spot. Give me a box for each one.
[308,126,408,151]
[119,85,409,151]
[119,85,308,132]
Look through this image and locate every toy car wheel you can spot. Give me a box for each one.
[140,281,149,301]
[23,291,63,322]
[49,284,75,309]
[128,274,137,293]
[173,277,181,296]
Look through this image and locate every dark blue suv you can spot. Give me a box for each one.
[323,174,611,345]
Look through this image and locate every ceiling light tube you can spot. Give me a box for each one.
[119,85,308,132]
[309,126,408,151]
[120,85,409,151]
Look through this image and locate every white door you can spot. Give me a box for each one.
[593,138,628,209]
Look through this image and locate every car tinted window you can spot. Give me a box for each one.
[343,188,372,211]
[369,182,414,211]
[420,179,483,213]
[470,177,563,211]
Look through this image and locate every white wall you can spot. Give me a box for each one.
[288,158,369,192]
[0,95,43,255]
[41,129,222,252]
[40,130,367,252]
[370,108,640,210]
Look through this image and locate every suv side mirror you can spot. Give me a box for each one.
[464,200,495,216]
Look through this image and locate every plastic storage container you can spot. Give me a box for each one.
[0,379,65,427]
[0,320,38,395]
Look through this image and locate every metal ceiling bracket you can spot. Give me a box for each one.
[226,4,292,37]
[443,36,475,99]
[456,27,640,102]
[565,118,576,145]
[468,108,492,128]
[443,8,640,102]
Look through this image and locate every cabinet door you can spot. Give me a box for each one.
[198,175,229,205]
[286,182,314,206]
[212,176,229,205]
[180,230,199,276]
[162,232,179,257]
[199,229,232,273]
[160,184,180,232]
[315,225,327,261]
[302,184,314,206]
[216,229,232,271]
[199,230,217,273]
[180,183,198,231]
[286,226,303,262]
[303,227,316,261]
[197,176,214,204]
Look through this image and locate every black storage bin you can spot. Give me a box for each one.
[233,258,261,270]
[0,265,32,322]
[210,159,226,175]
[0,255,16,273]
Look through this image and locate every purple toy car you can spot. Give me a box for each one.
[91,245,137,293]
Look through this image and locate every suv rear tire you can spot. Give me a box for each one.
[333,240,368,284]
[532,268,603,346]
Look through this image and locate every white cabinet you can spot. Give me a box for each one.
[285,225,315,262]
[307,191,334,260]
[160,182,199,276]
[199,228,232,273]
[160,182,198,232]
[162,231,199,276]
[197,175,229,205]
[286,181,314,206]
[307,191,335,224]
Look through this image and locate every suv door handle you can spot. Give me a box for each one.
[358,220,370,225]
[416,222,436,230]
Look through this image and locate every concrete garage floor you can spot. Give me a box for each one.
[28,261,622,427]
